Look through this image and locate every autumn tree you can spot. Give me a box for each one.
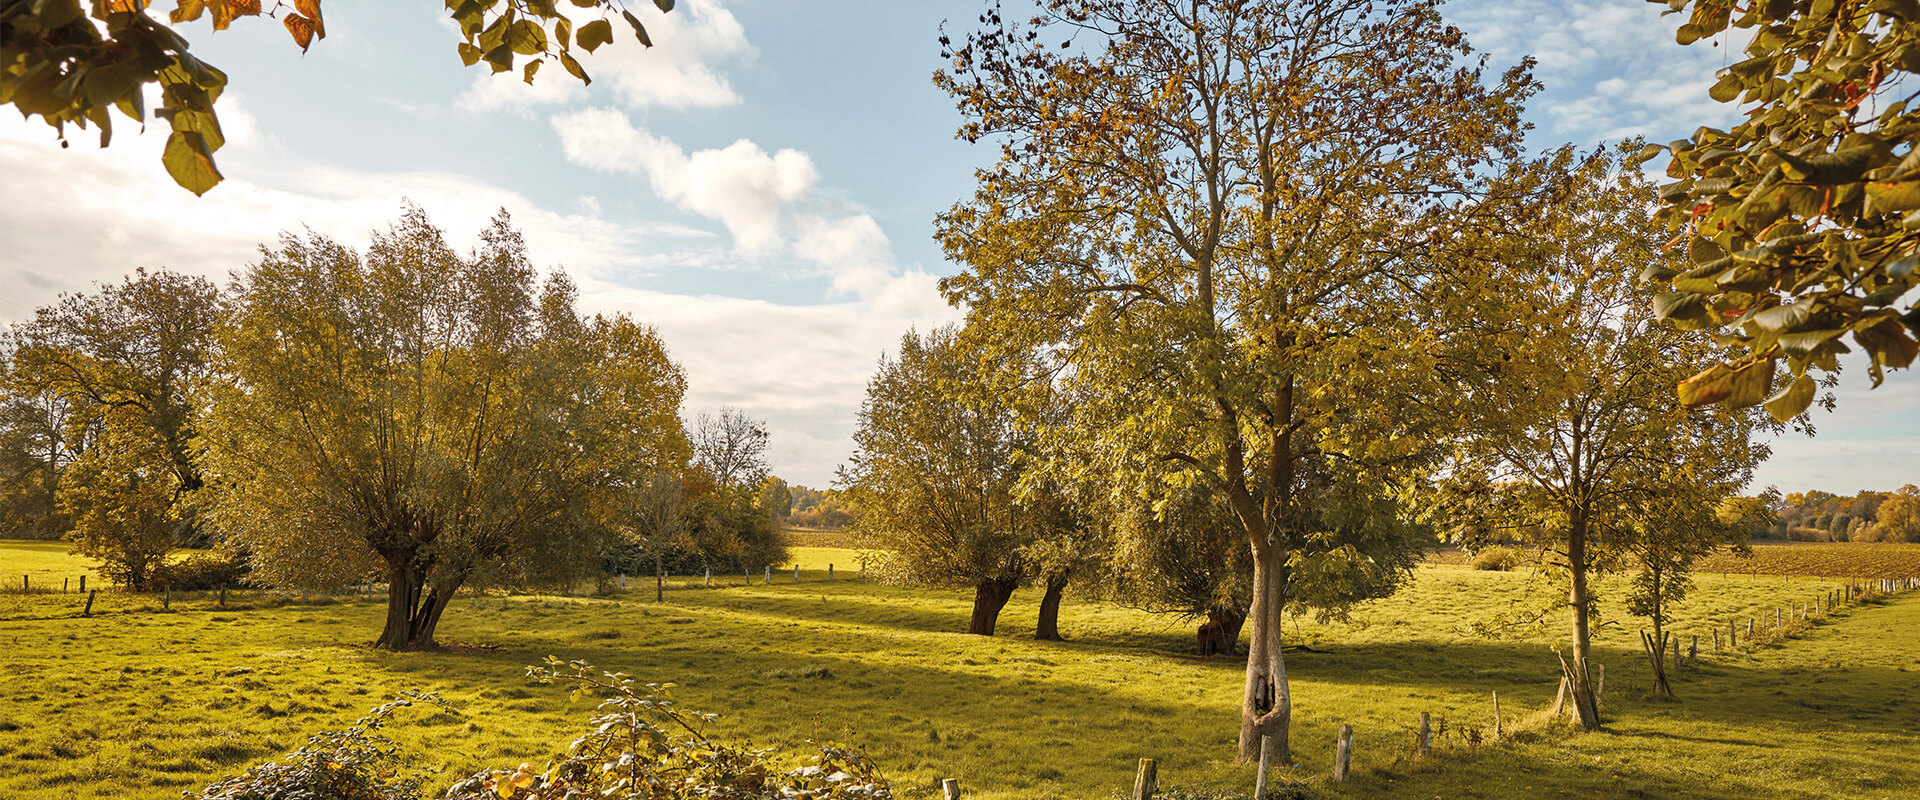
[1,0,674,194]
[844,326,1071,636]
[1877,484,1920,542]
[4,268,219,587]
[0,386,85,539]
[1109,483,1251,654]
[935,0,1537,760]
[692,408,771,490]
[1445,157,1770,728]
[200,207,688,649]
[1640,0,1920,414]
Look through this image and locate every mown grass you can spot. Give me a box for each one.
[2,540,1916,800]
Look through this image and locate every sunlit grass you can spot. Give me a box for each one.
[2,541,1915,800]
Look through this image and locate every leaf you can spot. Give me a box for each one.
[577,19,614,53]
[162,129,222,195]
[559,51,590,84]
[484,44,514,74]
[170,0,206,24]
[458,42,484,67]
[508,19,547,56]
[624,10,653,47]
[1677,364,1732,408]
[283,14,316,52]
[1763,373,1816,422]
[1866,180,1920,212]
[523,58,541,85]
[294,0,326,37]
[1774,328,1846,355]
[1776,146,1874,185]
[554,17,573,51]
[1725,358,1773,408]
[655,0,674,11]
[1750,301,1810,331]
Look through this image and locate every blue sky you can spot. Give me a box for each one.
[1,0,1914,492]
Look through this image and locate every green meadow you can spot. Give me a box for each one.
[2,540,1916,800]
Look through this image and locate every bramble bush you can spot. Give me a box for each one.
[194,659,891,800]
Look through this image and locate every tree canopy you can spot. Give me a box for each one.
[200,207,689,649]
[0,0,673,194]
[935,0,1538,761]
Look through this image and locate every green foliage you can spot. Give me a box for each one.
[4,268,219,587]
[194,692,444,800]
[0,0,671,194]
[1877,484,1920,542]
[1470,547,1521,572]
[0,388,79,540]
[200,206,689,648]
[159,550,249,591]
[1640,0,1920,415]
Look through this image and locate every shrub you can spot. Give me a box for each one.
[1470,547,1520,571]
[161,552,251,591]
[194,693,440,800]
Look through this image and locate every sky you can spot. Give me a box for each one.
[1,0,1915,493]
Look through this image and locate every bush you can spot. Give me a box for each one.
[161,552,251,591]
[1470,547,1520,571]
[200,660,892,800]
[195,693,438,800]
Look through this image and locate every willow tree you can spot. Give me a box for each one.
[844,326,1076,637]
[935,0,1536,760]
[1445,156,1770,728]
[201,208,688,650]
[4,268,219,586]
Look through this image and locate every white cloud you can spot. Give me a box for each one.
[0,107,950,487]
[553,107,814,253]
[457,69,590,114]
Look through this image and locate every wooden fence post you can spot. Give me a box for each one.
[1133,758,1157,800]
[1333,725,1354,783]
[1493,691,1503,739]
[619,574,627,590]
[1688,636,1698,666]
[1597,663,1606,700]
[1748,617,1754,638]
[1712,628,1721,651]
[64,578,69,593]
[163,587,171,610]
[1417,711,1431,757]
[942,778,961,800]
[21,575,27,592]
[829,563,834,580]
[1254,735,1271,800]
[83,589,96,616]
[219,584,227,607]
[705,568,712,587]
[1729,618,1736,648]
[765,566,772,585]
[78,575,85,593]
[794,564,801,582]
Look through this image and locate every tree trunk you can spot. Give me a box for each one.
[1034,572,1069,641]
[1197,607,1247,655]
[1566,514,1601,729]
[1238,544,1291,763]
[376,560,463,650]
[1641,630,1672,698]
[967,578,1018,635]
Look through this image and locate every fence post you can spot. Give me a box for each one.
[765,566,772,585]
[829,563,834,580]
[1417,711,1431,757]
[1134,758,1158,800]
[705,568,712,587]
[1729,619,1736,649]
[619,574,627,590]
[942,778,961,800]
[1333,725,1354,783]
[1254,735,1271,800]
[219,584,227,607]
[78,575,85,593]
[84,589,96,617]
[1597,663,1606,700]
[1689,636,1698,666]
[163,587,171,610]
[21,575,26,592]
[64,578,69,593]
[1493,691,1502,739]
[794,564,801,582]
[1748,617,1754,638]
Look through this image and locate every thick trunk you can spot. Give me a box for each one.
[967,578,1018,636]
[1197,607,1247,655]
[1238,545,1291,763]
[1034,572,1069,641]
[1566,516,1601,729]
[375,560,462,650]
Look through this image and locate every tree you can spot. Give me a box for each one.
[0,386,84,539]
[5,268,219,586]
[1446,157,1769,728]
[200,207,688,649]
[1878,484,1920,542]
[844,326,1060,636]
[1640,0,1920,416]
[692,408,771,490]
[1625,491,1748,699]
[1,0,673,194]
[935,0,1536,761]
[1109,482,1251,655]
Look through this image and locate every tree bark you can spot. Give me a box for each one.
[375,559,463,650]
[1238,544,1291,762]
[967,578,1018,635]
[1034,571,1069,641]
[1566,512,1601,728]
[1197,607,1247,655]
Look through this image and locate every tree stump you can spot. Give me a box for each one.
[1333,725,1354,783]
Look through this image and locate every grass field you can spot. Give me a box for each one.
[2,540,1918,800]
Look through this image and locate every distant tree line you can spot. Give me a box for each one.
[0,208,786,649]
[1764,487,1920,543]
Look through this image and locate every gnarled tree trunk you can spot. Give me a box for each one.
[1238,544,1292,762]
[1197,607,1247,655]
[1034,571,1069,641]
[967,578,1018,635]
[375,559,464,650]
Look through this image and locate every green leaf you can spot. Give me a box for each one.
[458,42,484,67]
[162,130,221,196]
[508,19,548,56]
[1764,373,1816,422]
[1866,180,1920,212]
[577,19,614,53]
[1775,328,1846,355]
[1725,358,1773,409]
[1653,291,1708,322]
[1776,146,1875,185]
[484,44,514,74]
[1750,302,1810,331]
